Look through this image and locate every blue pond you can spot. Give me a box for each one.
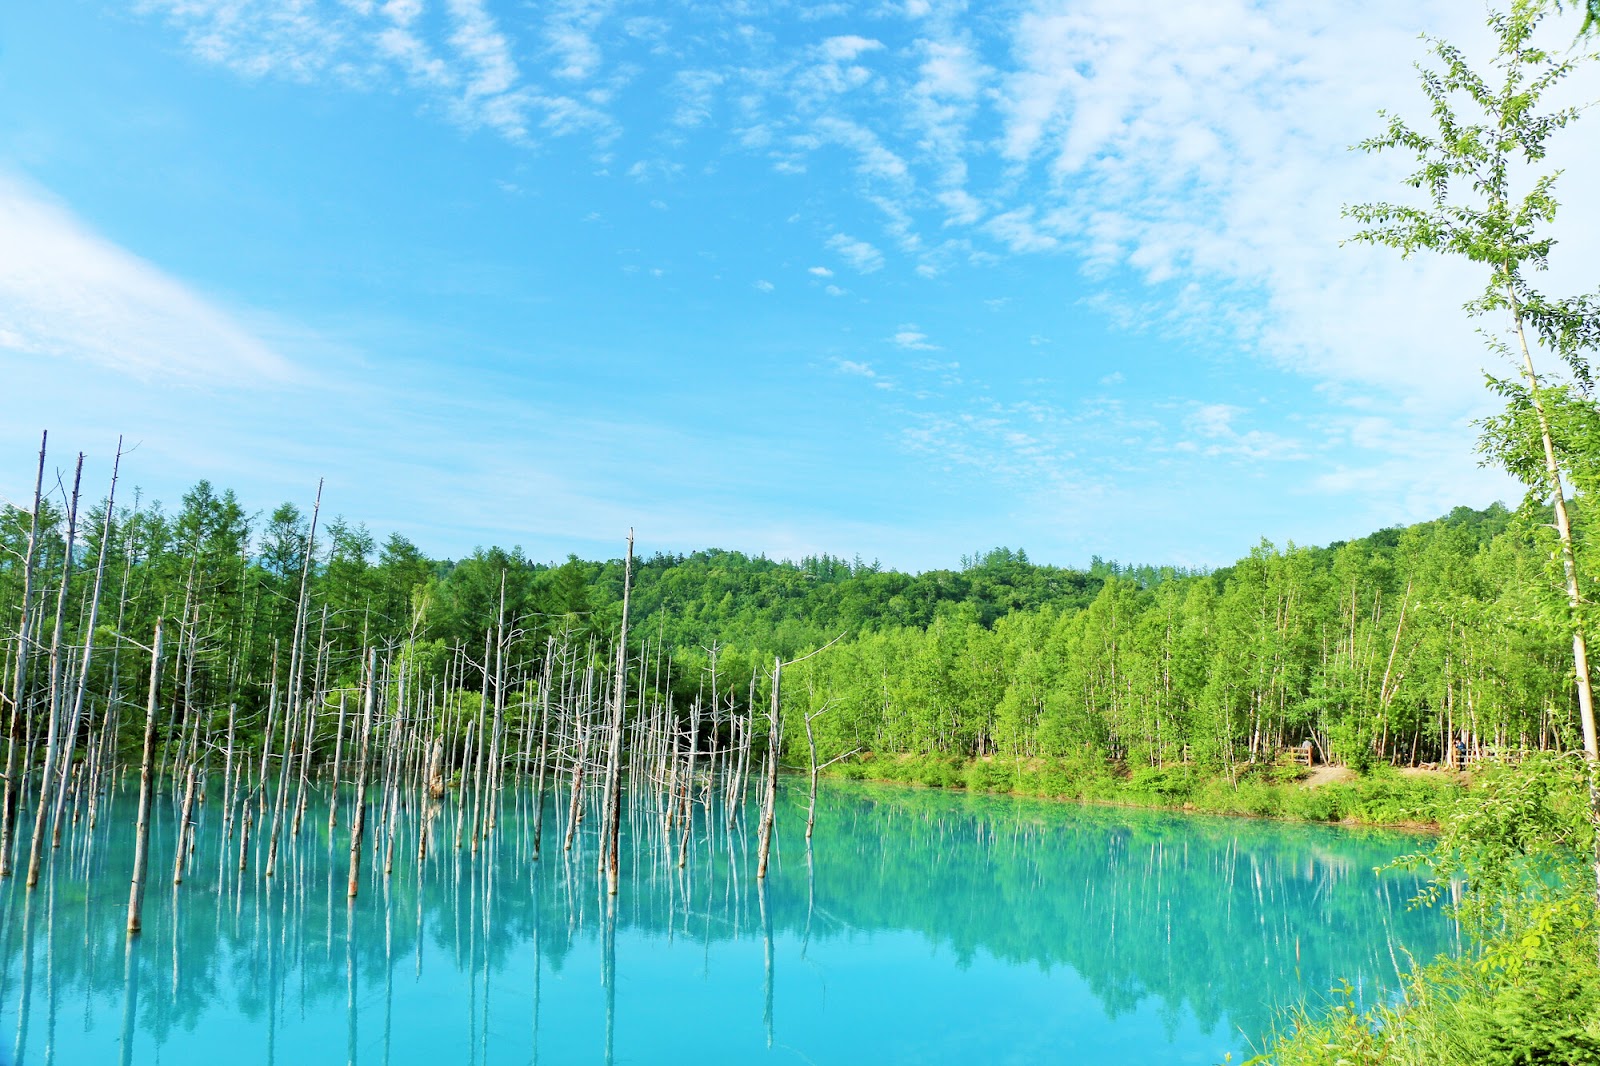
[0,779,1454,1064]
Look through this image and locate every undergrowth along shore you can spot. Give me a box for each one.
[1247,752,1600,1066]
[819,753,1463,827]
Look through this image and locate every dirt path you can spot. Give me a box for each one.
[1303,765,1354,788]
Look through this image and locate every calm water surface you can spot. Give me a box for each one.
[0,779,1454,1065]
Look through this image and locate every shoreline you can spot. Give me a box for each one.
[808,753,1462,832]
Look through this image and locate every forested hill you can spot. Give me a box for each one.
[0,478,1564,770]
[482,502,1515,660]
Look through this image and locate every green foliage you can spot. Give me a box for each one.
[0,433,1585,832]
[1410,751,1592,933]
[817,755,1464,828]
[1257,755,1600,1066]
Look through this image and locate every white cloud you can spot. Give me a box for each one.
[985,208,1058,253]
[1181,402,1304,460]
[1189,403,1241,438]
[544,0,613,82]
[672,69,724,127]
[138,0,617,144]
[892,326,939,351]
[821,36,884,62]
[754,279,775,292]
[980,0,1582,410]
[124,0,1600,539]
[687,0,1595,418]
[0,173,293,384]
[827,233,884,273]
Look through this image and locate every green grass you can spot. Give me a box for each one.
[1247,898,1600,1066]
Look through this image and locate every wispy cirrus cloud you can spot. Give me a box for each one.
[1176,403,1306,461]
[0,172,293,384]
[137,0,616,142]
[826,233,884,274]
[127,0,1600,524]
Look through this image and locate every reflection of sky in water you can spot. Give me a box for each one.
[0,780,1454,1064]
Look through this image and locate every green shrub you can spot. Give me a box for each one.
[1281,785,1344,822]
[1255,754,1600,1066]
[1266,763,1309,786]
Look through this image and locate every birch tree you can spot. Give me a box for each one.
[1344,0,1600,928]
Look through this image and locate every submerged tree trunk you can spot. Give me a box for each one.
[26,453,83,888]
[127,621,164,935]
[604,531,634,896]
[532,642,553,859]
[347,649,376,899]
[757,657,781,880]
[0,431,47,880]
[173,762,197,885]
[50,439,121,853]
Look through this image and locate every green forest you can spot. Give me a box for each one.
[1,467,1589,805]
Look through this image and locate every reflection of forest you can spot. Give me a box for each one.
[0,779,1451,1059]
[801,783,1450,1034]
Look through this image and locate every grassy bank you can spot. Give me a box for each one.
[1251,925,1600,1066]
[821,752,1463,827]
[1246,752,1600,1065]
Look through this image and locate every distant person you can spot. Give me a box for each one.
[1454,739,1467,767]
[1301,739,1314,765]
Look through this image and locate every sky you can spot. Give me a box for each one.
[1,1,1597,572]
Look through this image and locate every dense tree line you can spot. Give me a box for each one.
[2,457,1588,783]
[789,504,1588,774]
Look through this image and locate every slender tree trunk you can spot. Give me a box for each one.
[50,439,121,851]
[757,658,781,880]
[1506,284,1600,939]
[347,650,376,898]
[804,707,820,841]
[27,452,83,888]
[604,531,633,895]
[173,762,197,885]
[470,629,490,851]
[531,642,553,859]
[328,692,347,830]
[0,432,47,880]
[127,620,164,935]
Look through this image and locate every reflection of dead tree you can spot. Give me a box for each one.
[756,635,846,879]
[755,657,782,881]
[759,877,774,1049]
[802,697,860,841]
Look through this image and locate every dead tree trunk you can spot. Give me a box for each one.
[27,453,84,887]
[0,431,47,880]
[604,531,634,896]
[127,620,164,935]
[531,641,554,859]
[328,692,347,830]
[756,657,781,880]
[50,438,121,852]
[172,762,197,885]
[426,734,445,799]
[347,649,377,899]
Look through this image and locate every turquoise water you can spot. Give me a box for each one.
[0,779,1454,1064]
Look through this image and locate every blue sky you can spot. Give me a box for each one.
[2,0,1597,571]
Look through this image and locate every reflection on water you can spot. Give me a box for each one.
[0,779,1453,1064]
